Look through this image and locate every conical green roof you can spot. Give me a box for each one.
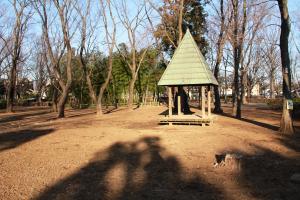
[158,30,218,86]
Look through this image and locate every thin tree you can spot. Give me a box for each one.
[33,37,49,105]
[74,0,97,105]
[115,0,149,109]
[6,0,31,112]
[34,0,74,118]
[97,0,116,115]
[239,2,268,104]
[211,0,230,113]
[261,31,280,99]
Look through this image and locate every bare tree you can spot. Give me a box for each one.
[0,7,11,79]
[115,0,149,109]
[209,0,232,113]
[146,0,185,49]
[277,0,294,134]
[261,30,280,99]
[6,0,31,112]
[246,43,265,100]
[0,39,10,79]
[230,0,247,118]
[34,0,74,118]
[74,0,97,105]
[240,3,269,104]
[96,0,116,115]
[75,0,116,115]
[32,36,49,105]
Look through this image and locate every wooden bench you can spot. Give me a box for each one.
[159,115,214,126]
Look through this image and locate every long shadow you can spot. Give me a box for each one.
[220,112,279,131]
[35,136,224,200]
[0,110,51,124]
[0,128,54,152]
[277,128,300,152]
[63,109,96,118]
[159,109,195,116]
[219,142,300,200]
[104,107,128,114]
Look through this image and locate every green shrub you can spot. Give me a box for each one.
[266,98,282,110]
[0,99,6,109]
[293,98,300,119]
[293,98,300,103]
[267,98,300,118]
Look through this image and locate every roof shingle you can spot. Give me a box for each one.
[158,29,218,86]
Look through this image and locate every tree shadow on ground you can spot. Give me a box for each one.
[159,109,195,116]
[34,136,224,200]
[0,128,54,152]
[0,110,51,124]
[277,129,300,152]
[216,131,300,200]
[220,112,279,131]
[104,107,128,114]
[234,146,299,199]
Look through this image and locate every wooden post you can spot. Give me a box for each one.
[168,87,172,117]
[199,86,202,109]
[202,86,205,118]
[178,86,182,115]
[208,86,211,117]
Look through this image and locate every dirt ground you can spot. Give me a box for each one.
[0,104,300,200]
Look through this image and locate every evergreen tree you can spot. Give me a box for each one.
[155,0,208,56]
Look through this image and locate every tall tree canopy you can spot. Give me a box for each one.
[154,0,208,56]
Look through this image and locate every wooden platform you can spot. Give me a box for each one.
[159,114,215,126]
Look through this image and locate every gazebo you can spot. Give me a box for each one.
[158,29,218,125]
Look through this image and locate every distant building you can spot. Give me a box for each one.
[221,83,261,97]
[249,84,260,96]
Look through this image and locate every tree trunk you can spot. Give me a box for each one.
[96,84,107,116]
[247,85,251,103]
[224,60,228,104]
[270,69,275,99]
[37,92,42,106]
[213,83,222,113]
[233,0,246,119]
[127,75,136,109]
[52,87,58,112]
[112,75,118,109]
[232,0,239,115]
[241,69,248,104]
[84,65,97,104]
[6,63,17,112]
[96,99,103,116]
[97,53,113,116]
[213,0,225,114]
[137,70,143,107]
[57,87,69,118]
[278,0,294,134]
[178,0,184,44]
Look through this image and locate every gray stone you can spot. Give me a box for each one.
[290,173,300,183]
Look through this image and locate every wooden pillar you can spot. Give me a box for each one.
[208,86,211,117]
[178,86,182,115]
[201,86,205,118]
[168,87,172,117]
[199,86,202,109]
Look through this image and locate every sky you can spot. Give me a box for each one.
[1,0,299,51]
[1,0,299,65]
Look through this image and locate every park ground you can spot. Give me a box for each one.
[0,104,300,200]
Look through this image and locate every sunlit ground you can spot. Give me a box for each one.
[0,104,299,200]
